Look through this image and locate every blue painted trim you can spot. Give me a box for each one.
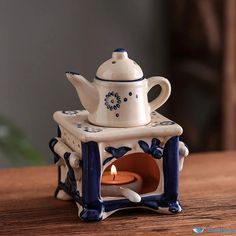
[113,48,127,52]
[49,137,58,152]
[95,76,144,83]
[57,125,61,137]
[103,195,181,214]
[65,71,80,76]
[103,195,162,212]
[81,141,104,221]
[49,137,60,164]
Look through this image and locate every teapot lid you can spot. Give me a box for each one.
[96,48,144,81]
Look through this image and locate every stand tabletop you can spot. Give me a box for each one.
[53,110,183,142]
[0,152,235,235]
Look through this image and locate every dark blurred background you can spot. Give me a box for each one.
[0,0,235,167]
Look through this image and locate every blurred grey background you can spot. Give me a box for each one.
[1,0,231,167]
[0,0,168,167]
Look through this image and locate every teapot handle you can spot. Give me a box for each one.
[147,76,171,112]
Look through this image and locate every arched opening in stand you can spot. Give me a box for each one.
[102,153,160,195]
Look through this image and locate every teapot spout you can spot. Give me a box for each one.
[66,72,99,113]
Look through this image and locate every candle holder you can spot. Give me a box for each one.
[49,49,189,221]
[49,110,189,221]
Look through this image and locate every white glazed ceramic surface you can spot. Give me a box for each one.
[96,50,143,81]
[88,77,170,127]
[50,110,189,220]
[66,49,171,127]
[52,48,189,221]
[53,110,183,142]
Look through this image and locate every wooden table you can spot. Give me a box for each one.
[0,152,235,235]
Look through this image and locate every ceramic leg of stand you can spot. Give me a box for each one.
[162,136,182,213]
[80,141,104,221]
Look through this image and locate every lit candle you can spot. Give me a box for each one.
[102,165,136,185]
[101,165,143,202]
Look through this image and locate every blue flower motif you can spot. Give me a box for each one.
[103,146,131,165]
[104,91,121,111]
[138,138,163,159]
[192,228,205,234]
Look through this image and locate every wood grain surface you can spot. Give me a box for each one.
[0,152,235,235]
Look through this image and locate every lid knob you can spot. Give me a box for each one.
[112,48,128,60]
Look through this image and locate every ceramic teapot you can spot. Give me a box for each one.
[66,48,171,127]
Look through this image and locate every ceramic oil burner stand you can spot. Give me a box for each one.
[49,110,188,221]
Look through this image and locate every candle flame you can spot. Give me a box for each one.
[111,165,117,181]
